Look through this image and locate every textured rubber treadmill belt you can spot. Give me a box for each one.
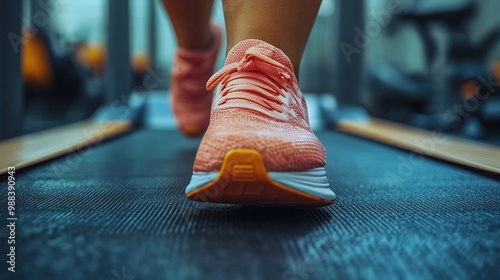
[1,129,499,280]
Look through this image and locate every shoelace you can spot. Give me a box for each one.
[206,48,294,113]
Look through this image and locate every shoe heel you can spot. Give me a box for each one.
[186,149,332,206]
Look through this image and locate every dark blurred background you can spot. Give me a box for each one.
[1,0,499,142]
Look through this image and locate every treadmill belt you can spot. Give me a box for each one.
[1,130,499,279]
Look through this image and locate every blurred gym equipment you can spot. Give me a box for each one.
[1,0,499,279]
[364,0,500,138]
[22,28,104,133]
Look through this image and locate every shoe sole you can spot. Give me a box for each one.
[185,149,335,207]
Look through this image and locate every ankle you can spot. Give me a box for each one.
[226,38,301,78]
[178,30,213,51]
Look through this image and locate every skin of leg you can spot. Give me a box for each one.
[222,0,322,77]
[161,0,214,50]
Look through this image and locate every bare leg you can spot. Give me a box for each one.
[222,0,321,76]
[161,0,214,50]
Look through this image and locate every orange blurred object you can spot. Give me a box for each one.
[460,80,478,100]
[492,61,500,82]
[132,52,151,74]
[22,32,54,90]
[76,43,107,75]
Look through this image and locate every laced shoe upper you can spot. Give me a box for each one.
[193,39,327,172]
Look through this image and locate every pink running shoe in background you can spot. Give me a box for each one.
[185,39,336,206]
[170,23,222,136]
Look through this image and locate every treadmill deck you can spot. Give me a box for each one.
[1,129,499,279]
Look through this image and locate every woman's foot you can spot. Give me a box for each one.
[170,23,222,136]
[185,39,335,206]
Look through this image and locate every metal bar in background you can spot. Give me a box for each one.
[106,0,131,104]
[29,0,36,21]
[335,0,365,105]
[0,0,24,141]
[30,0,50,30]
[148,0,157,67]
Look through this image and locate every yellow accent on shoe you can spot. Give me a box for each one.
[187,149,334,206]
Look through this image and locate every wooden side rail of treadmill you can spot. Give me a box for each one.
[0,120,132,175]
[337,118,500,174]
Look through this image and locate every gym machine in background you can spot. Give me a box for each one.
[0,0,159,140]
[0,0,23,140]
[2,0,499,142]
[363,0,500,139]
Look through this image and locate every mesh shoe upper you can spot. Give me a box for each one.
[193,39,327,172]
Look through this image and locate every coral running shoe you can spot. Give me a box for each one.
[185,39,336,206]
[170,23,222,136]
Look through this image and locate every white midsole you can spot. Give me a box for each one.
[185,167,336,200]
